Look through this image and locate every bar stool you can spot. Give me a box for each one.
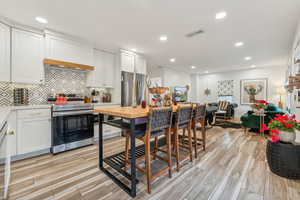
[192,104,207,158]
[172,105,193,172]
[123,107,173,194]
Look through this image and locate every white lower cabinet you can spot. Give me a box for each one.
[17,109,51,155]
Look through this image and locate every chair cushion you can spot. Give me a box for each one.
[215,110,226,114]
[218,101,230,111]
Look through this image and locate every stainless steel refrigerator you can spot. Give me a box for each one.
[121,71,146,107]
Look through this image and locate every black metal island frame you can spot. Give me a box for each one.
[96,106,152,197]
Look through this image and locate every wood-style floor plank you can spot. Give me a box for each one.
[7,127,300,200]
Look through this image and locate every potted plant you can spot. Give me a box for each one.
[261,114,300,143]
[263,114,300,179]
[250,100,268,115]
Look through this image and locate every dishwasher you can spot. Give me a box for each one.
[0,122,9,200]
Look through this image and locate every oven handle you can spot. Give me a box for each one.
[52,110,94,117]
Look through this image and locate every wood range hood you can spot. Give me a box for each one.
[43,58,95,71]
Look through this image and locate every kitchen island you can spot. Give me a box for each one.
[94,105,204,197]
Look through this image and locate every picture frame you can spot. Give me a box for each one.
[240,78,268,105]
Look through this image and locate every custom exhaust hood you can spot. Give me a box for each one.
[43,58,95,71]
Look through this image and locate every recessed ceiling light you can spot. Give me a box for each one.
[235,42,244,47]
[215,11,227,20]
[191,66,196,69]
[170,58,176,63]
[131,48,137,52]
[251,65,256,68]
[35,16,48,24]
[245,56,252,61]
[159,35,168,41]
[204,71,209,73]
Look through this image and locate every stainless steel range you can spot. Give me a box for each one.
[50,95,94,154]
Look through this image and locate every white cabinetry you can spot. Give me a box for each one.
[45,34,93,66]
[135,56,147,75]
[11,28,45,84]
[120,51,135,73]
[87,50,115,88]
[0,22,10,82]
[17,109,51,155]
[7,111,17,157]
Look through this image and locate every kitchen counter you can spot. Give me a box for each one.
[91,102,120,106]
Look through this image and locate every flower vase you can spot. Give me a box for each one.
[279,131,296,143]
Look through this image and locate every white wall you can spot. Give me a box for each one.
[161,68,191,88]
[192,66,286,118]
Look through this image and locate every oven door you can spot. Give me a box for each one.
[52,111,94,147]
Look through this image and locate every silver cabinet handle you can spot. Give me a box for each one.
[8,130,15,135]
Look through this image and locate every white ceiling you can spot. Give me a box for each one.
[1,0,300,74]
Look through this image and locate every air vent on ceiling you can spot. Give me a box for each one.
[185,29,204,38]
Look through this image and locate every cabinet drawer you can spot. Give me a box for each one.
[17,109,51,120]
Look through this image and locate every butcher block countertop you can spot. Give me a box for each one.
[94,104,194,119]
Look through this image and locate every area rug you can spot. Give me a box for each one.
[213,121,243,129]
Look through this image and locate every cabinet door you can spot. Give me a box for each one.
[11,29,45,84]
[121,52,134,73]
[104,52,115,87]
[87,49,105,87]
[135,56,147,75]
[17,115,51,155]
[46,35,93,66]
[0,22,10,82]
[7,111,17,157]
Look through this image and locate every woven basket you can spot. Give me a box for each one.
[266,140,300,179]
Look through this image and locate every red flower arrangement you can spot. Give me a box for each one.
[251,100,269,110]
[260,114,300,143]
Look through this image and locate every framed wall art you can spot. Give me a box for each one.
[240,78,268,105]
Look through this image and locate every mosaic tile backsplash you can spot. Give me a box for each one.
[0,66,89,106]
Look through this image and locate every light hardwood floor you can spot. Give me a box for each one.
[5,127,300,200]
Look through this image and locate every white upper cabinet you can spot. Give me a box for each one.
[120,51,135,73]
[104,52,115,87]
[120,51,147,75]
[87,49,115,88]
[45,34,93,66]
[0,22,11,82]
[135,56,147,75]
[11,28,45,84]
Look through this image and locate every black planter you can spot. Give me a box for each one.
[266,140,300,179]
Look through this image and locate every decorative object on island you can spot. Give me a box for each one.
[260,114,300,143]
[276,87,285,109]
[240,78,268,105]
[141,100,147,108]
[173,86,189,102]
[148,87,169,107]
[163,93,172,106]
